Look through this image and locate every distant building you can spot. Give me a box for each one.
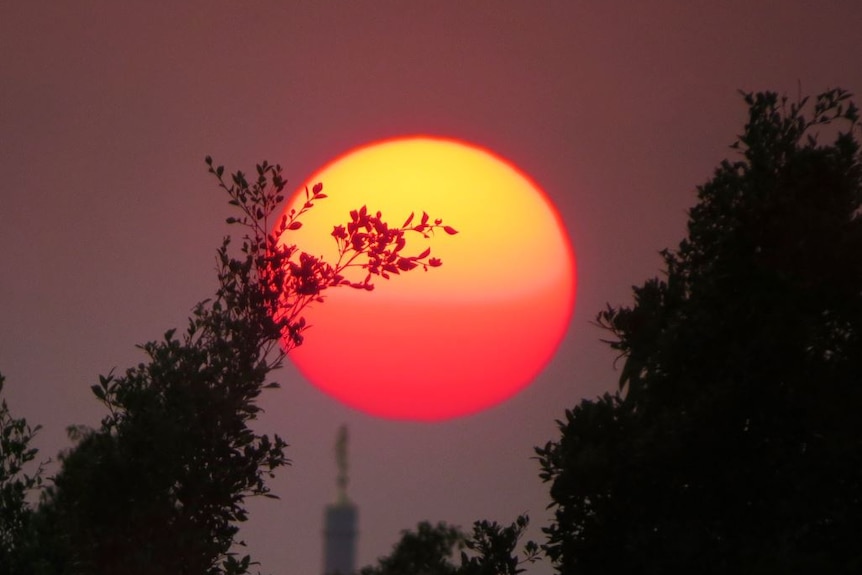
[323,425,358,575]
[323,502,358,575]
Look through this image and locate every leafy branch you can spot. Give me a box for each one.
[204,156,457,360]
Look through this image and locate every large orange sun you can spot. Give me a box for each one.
[279,136,575,421]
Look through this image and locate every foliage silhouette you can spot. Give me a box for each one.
[8,159,454,575]
[457,516,540,575]
[536,89,862,574]
[361,516,539,575]
[360,521,466,575]
[0,373,43,575]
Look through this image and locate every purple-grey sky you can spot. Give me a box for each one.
[2,2,861,574]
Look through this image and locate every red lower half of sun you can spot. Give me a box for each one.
[281,136,576,421]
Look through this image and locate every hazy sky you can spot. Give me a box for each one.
[2,2,861,574]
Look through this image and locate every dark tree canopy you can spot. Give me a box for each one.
[0,160,454,575]
[361,516,539,575]
[360,521,466,575]
[536,89,862,574]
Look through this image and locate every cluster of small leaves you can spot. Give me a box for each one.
[207,156,309,357]
[543,89,862,574]
[459,515,540,575]
[331,207,457,285]
[0,373,42,575]
[206,157,457,354]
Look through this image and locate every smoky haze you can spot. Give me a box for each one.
[2,2,861,574]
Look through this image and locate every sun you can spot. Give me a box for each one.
[279,136,575,421]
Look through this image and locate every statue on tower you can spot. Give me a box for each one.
[323,425,357,575]
[335,424,350,504]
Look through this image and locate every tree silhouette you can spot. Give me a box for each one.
[11,159,454,575]
[361,516,539,575]
[536,89,862,574]
[360,521,466,575]
[0,373,42,575]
